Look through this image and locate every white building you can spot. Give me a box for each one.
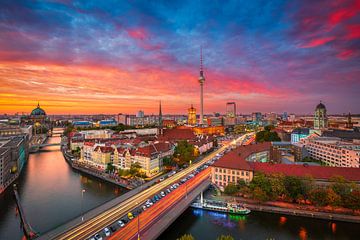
[307,137,360,168]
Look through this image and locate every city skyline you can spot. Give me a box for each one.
[1,0,360,114]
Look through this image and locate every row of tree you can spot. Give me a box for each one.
[225,173,360,210]
[177,234,234,240]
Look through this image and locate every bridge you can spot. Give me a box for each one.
[37,134,251,240]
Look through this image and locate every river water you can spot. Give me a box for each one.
[0,134,359,240]
[0,135,123,240]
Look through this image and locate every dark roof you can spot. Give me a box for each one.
[250,162,360,182]
[291,128,310,135]
[322,129,360,140]
[316,102,326,110]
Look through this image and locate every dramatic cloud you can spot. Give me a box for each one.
[0,0,359,114]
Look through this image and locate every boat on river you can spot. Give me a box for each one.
[191,200,251,215]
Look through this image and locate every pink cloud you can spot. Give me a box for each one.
[300,36,335,48]
[127,27,148,40]
[337,49,356,60]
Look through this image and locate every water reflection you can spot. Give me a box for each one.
[0,135,124,240]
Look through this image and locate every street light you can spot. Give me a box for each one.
[81,189,86,221]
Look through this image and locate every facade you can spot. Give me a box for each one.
[187,105,197,126]
[136,110,145,118]
[207,117,223,127]
[211,142,270,189]
[314,102,328,129]
[306,137,360,168]
[291,128,310,143]
[226,102,236,118]
[0,135,28,194]
[133,142,174,176]
[252,112,262,123]
[117,114,128,125]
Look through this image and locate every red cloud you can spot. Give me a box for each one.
[337,49,356,60]
[346,24,360,40]
[301,36,335,48]
[328,0,360,27]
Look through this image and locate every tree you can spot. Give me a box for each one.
[130,162,142,176]
[284,176,305,202]
[309,188,329,206]
[174,141,195,166]
[250,173,272,197]
[177,234,194,240]
[106,163,115,173]
[330,175,352,197]
[217,235,234,240]
[253,187,269,202]
[343,190,360,211]
[268,173,286,200]
[326,188,341,207]
[224,183,239,195]
[163,157,176,167]
[255,128,280,143]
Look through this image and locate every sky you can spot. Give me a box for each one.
[0,0,359,115]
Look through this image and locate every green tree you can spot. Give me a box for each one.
[224,183,239,195]
[255,129,280,142]
[268,173,286,200]
[326,188,341,207]
[330,176,352,197]
[309,188,329,206]
[250,173,272,197]
[106,163,115,173]
[163,157,176,167]
[284,176,305,202]
[343,190,360,211]
[217,235,234,240]
[253,187,269,202]
[177,234,194,240]
[130,162,142,176]
[174,140,195,166]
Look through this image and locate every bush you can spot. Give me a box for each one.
[224,183,239,195]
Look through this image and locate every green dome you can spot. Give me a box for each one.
[31,103,46,116]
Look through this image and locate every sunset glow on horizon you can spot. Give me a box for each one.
[0,0,359,115]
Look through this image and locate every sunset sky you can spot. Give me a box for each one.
[0,0,359,115]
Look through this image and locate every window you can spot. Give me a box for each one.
[246,171,249,176]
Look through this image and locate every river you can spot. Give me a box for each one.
[0,135,123,240]
[0,134,359,240]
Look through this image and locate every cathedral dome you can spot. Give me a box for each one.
[30,103,46,116]
[316,102,326,110]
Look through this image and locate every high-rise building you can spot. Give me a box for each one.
[225,102,236,126]
[136,110,144,118]
[226,102,236,118]
[314,101,328,129]
[198,47,205,125]
[252,112,262,123]
[188,104,197,126]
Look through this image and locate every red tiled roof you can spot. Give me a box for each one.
[213,142,271,171]
[94,146,113,153]
[250,162,360,182]
[212,151,252,170]
[159,128,196,141]
[136,142,172,157]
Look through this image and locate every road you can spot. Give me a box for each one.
[52,133,252,240]
[108,168,211,240]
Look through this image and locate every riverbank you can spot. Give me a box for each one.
[219,195,360,223]
[61,148,134,190]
